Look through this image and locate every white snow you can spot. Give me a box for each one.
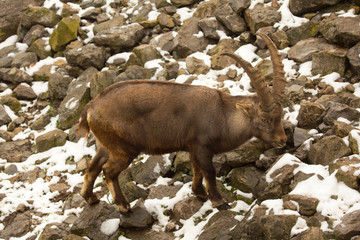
[0,35,18,49]
[101,218,120,235]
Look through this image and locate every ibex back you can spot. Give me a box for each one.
[78,33,287,213]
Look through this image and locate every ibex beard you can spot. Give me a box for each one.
[78,33,287,214]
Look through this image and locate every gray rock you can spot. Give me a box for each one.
[297,101,326,129]
[70,201,121,240]
[19,6,60,29]
[173,17,211,58]
[126,44,161,67]
[49,16,80,52]
[13,84,37,100]
[57,68,97,130]
[170,0,196,7]
[0,104,11,126]
[0,211,32,239]
[93,23,145,51]
[226,166,264,193]
[293,127,311,147]
[48,68,73,100]
[114,65,156,81]
[289,0,341,16]
[311,48,348,76]
[244,3,281,34]
[286,20,319,46]
[334,210,360,240]
[147,185,182,199]
[0,67,32,84]
[28,38,53,60]
[228,0,251,13]
[231,214,298,240]
[119,199,154,228]
[0,0,45,42]
[271,30,289,50]
[38,223,71,240]
[172,196,203,223]
[224,139,267,168]
[198,18,227,40]
[185,56,210,75]
[80,0,106,8]
[291,227,325,240]
[210,39,242,70]
[35,129,68,152]
[131,155,172,186]
[284,194,319,216]
[215,3,246,34]
[23,24,49,46]
[4,164,18,175]
[288,37,344,63]
[254,164,297,201]
[149,31,176,53]
[347,42,360,77]
[321,101,360,126]
[0,140,32,162]
[90,70,117,99]
[65,44,107,70]
[329,156,360,190]
[308,135,351,166]
[199,211,238,240]
[11,52,38,68]
[93,15,126,35]
[319,15,360,48]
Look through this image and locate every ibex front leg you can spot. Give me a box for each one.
[191,147,230,210]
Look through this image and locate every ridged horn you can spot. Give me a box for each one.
[256,32,286,105]
[221,52,274,112]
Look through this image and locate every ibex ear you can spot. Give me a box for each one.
[236,103,254,117]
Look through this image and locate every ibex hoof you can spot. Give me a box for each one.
[117,204,132,216]
[216,202,231,210]
[81,193,100,205]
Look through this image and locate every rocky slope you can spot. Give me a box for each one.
[1,0,360,239]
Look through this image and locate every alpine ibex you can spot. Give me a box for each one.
[78,33,287,213]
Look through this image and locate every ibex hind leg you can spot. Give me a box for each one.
[102,150,134,215]
[81,146,109,205]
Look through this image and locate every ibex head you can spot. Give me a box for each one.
[222,33,287,149]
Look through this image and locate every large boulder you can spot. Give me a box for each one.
[0,0,45,42]
[93,23,145,51]
[334,210,360,240]
[48,68,73,100]
[0,67,32,84]
[172,17,212,59]
[286,20,319,46]
[19,6,60,29]
[35,129,68,152]
[289,0,341,16]
[57,68,97,130]
[126,44,161,67]
[308,135,351,166]
[93,15,126,35]
[311,48,348,76]
[288,38,345,63]
[214,3,246,34]
[64,44,107,70]
[90,70,117,99]
[319,15,360,48]
[347,42,360,77]
[49,16,80,51]
[244,4,281,34]
[198,18,227,40]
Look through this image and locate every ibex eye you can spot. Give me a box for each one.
[262,119,269,123]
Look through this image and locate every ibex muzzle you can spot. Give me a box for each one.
[78,33,287,214]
